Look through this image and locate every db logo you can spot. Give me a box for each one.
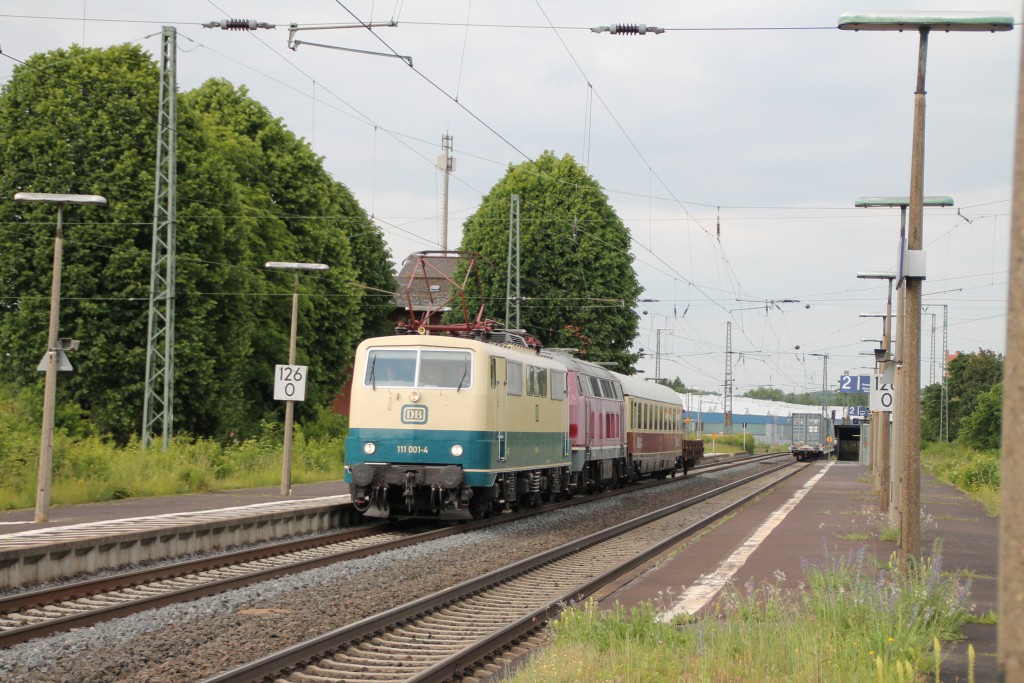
[401,405,429,424]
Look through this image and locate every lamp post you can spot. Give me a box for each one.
[14,192,108,523]
[840,11,1011,561]
[265,261,329,495]
[858,272,898,515]
[1001,26,1024,676]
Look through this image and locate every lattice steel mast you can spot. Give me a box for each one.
[506,194,521,331]
[724,321,733,431]
[142,26,177,450]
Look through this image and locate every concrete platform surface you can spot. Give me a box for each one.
[0,480,346,532]
[598,461,997,683]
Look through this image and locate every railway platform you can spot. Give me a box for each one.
[0,481,350,589]
[597,460,998,683]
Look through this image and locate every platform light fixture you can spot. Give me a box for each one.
[14,192,108,523]
[842,10,1011,562]
[265,261,329,495]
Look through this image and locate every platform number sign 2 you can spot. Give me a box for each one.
[839,374,871,394]
[274,364,308,401]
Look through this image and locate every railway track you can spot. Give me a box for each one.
[202,460,804,683]
[0,452,788,649]
[0,524,437,647]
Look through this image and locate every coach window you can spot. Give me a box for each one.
[490,358,497,388]
[507,361,523,396]
[589,375,603,397]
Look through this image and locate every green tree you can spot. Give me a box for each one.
[958,381,1002,451]
[928,349,1004,441]
[666,376,688,392]
[920,382,943,442]
[183,78,393,425]
[744,386,786,402]
[0,47,392,443]
[458,151,642,370]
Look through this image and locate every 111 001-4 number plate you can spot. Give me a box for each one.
[396,445,429,454]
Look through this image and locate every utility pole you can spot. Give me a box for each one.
[437,134,455,250]
[142,26,177,451]
[999,24,1024,674]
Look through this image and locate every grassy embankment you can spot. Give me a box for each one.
[510,440,999,682]
[0,384,345,510]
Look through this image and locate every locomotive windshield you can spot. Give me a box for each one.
[365,348,472,390]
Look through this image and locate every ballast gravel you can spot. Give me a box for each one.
[0,464,769,683]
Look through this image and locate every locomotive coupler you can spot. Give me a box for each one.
[404,471,417,513]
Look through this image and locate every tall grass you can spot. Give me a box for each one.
[703,433,757,453]
[0,393,347,511]
[922,441,1000,515]
[512,542,971,682]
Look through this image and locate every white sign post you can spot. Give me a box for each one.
[870,366,895,412]
[274,364,308,402]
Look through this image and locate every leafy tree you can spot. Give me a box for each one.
[958,382,1002,451]
[458,151,642,370]
[0,47,392,443]
[666,376,688,392]
[920,349,1004,442]
[920,382,943,442]
[744,386,786,402]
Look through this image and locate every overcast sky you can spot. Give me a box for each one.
[1,1,1019,395]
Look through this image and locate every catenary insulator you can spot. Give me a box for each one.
[608,23,664,35]
[202,19,275,30]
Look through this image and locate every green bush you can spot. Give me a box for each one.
[924,442,1000,492]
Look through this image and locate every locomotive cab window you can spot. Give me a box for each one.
[507,361,523,396]
[527,366,548,397]
[419,350,472,389]
[364,348,471,389]
[365,349,417,387]
[551,370,566,401]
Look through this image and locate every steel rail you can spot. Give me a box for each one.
[201,461,803,683]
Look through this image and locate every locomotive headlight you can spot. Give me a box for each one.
[363,442,376,455]
[451,444,464,457]
[408,390,421,403]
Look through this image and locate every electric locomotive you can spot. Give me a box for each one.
[345,333,572,520]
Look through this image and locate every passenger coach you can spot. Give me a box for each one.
[618,373,702,478]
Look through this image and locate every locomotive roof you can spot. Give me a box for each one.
[540,350,617,379]
[359,333,567,368]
